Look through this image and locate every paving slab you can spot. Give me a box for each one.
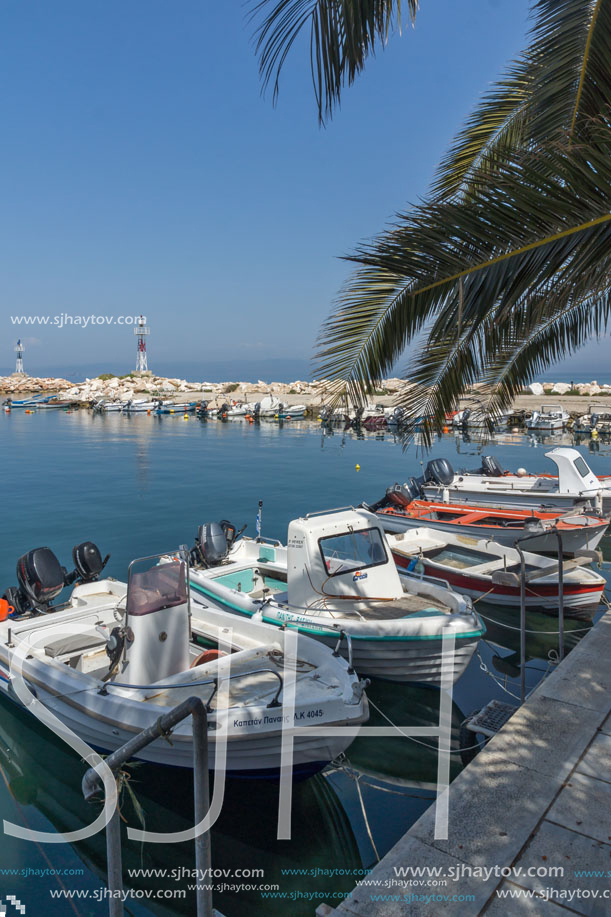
[409,755,562,866]
[481,693,601,782]
[485,881,571,914]
[598,713,611,737]
[576,733,611,783]
[330,836,497,917]
[533,650,611,714]
[512,820,611,917]
[546,772,611,845]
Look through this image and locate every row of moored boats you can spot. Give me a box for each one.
[0,446,608,780]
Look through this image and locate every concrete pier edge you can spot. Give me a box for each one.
[323,608,611,916]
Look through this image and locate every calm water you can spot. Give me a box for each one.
[1,411,610,915]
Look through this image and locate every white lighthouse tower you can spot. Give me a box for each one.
[134,316,150,372]
[14,339,25,374]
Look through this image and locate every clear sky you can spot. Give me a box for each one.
[3,0,599,380]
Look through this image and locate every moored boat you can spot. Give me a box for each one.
[0,543,367,779]
[184,508,485,685]
[417,449,611,513]
[369,492,608,555]
[385,527,605,614]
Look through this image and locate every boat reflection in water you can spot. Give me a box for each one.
[0,698,364,915]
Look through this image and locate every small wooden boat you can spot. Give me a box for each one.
[370,494,608,555]
[385,527,605,613]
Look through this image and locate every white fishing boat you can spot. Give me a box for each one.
[419,449,611,513]
[122,399,162,413]
[155,401,197,414]
[525,404,569,430]
[0,543,367,779]
[573,406,611,435]
[371,494,608,556]
[385,527,605,613]
[184,508,485,685]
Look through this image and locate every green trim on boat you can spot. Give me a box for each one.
[190,581,485,641]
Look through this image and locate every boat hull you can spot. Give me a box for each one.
[392,554,602,614]
[189,581,483,686]
[377,510,607,555]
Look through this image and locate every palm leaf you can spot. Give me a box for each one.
[248,0,417,123]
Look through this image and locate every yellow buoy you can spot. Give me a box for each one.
[355,464,360,471]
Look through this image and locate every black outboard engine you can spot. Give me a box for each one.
[253,402,261,418]
[71,542,110,584]
[480,455,504,477]
[4,547,65,615]
[424,458,454,486]
[591,413,599,430]
[460,408,471,429]
[194,523,229,567]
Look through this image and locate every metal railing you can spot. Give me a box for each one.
[491,528,601,702]
[81,696,212,917]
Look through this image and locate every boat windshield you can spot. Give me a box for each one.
[127,560,187,616]
[319,527,387,576]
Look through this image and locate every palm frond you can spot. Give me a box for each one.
[247,0,417,123]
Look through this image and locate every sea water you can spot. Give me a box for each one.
[1,411,609,914]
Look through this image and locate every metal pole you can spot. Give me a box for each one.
[515,545,527,704]
[106,805,124,917]
[556,531,565,662]
[192,701,213,917]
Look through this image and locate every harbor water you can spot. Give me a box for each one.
[1,410,610,915]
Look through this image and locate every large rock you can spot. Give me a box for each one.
[551,382,571,395]
[528,382,544,396]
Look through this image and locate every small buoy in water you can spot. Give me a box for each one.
[592,428,599,438]
[443,425,449,433]
[147,410,151,415]
[355,464,360,471]
[183,414,188,420]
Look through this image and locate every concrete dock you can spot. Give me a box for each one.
[324,608,611,916]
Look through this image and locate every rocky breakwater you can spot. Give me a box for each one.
[0,374,73,395]
[528,380,611,397]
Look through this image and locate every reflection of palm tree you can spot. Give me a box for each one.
[250,2,611,444]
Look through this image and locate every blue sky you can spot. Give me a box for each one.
[1,0,603,379]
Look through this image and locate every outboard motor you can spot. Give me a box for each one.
[71,541,110,584]
[253,402,261,418]
[591,413,599,430]
[194,522,229,567]
[424,458,454,486]
[480,455,504,477]
[459,408,471,429]
[3,547,65,615]
[219,520,237,550]
[386,478,423,507]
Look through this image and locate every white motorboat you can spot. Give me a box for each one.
[184,508,485,685]
[419,449,611,513]
[385,527,605,613]
[0,543,367,779]
[122,399,162,413]
[573,406,611,435]
[525,404,569,430]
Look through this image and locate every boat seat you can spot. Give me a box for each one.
[44,633,107,659]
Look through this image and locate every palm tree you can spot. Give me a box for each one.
[249,0,416,124]
[250,0,611,444]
